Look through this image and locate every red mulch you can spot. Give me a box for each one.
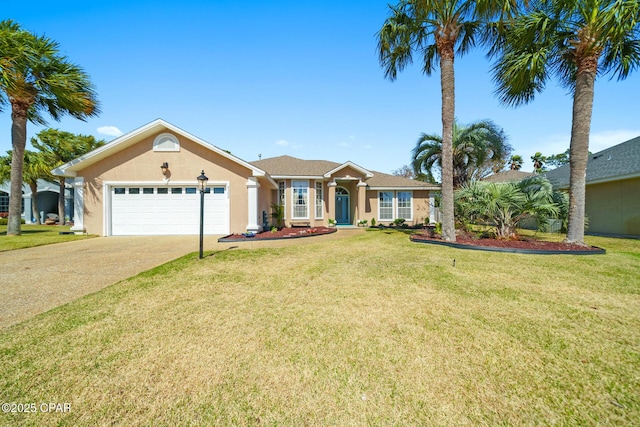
[411,232,603,252]
[224,226,335,240]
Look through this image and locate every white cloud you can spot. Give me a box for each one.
[339,142,350,148]
[589,130,640,152]
[97,126,123,137]
[275,139,289,146]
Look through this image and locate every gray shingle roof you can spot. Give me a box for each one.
[250,155,439,189]
[544,136,640,188]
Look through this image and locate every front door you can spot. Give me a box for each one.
[335,187,350,225]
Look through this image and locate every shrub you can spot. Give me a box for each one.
[455,176,560,239]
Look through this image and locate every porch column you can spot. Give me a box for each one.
[327,181,337,222]
[246,177,260,233]
[356,180,367,222]
[23,194,33,224]
[429,190,436,223]
[71,177,85,234]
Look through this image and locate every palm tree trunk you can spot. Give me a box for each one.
[7,104,29,236]
[439,45,456,242]
[565,67,596,245]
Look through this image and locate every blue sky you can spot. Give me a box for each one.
[2,0,639,175]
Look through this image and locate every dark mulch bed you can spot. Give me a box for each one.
[410,232,605,254]
[219,226,336,242]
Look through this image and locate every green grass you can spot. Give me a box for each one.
[0,225,95,251]
[1,230,639,425]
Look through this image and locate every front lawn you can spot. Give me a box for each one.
[0,225,94,251]
[1,230,638,425]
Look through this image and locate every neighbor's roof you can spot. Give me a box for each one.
[545,136,640,188]
[250,155,439,190]
[483,170,535,183]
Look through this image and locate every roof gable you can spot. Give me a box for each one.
[52,119,269,180]
[251,155,439,189]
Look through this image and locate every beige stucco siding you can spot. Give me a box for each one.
[586,178,640,236]
[78,133,254,235]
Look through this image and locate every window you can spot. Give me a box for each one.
[143,188,154,194]
[0,191,9,213]
[292,180,309,219]
[278,181,286,211]
[114,188,125,195]
[157,188,168,194]
[129,188,140,194]
[153,133,180,152]
[213,187,225,194]
[379,191,393,221]
[185,187,197,194]
[171,188,182,194]
[315,181,323,219]
[397,191,412,220]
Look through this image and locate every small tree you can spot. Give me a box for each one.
[31,129,104,225]
[270,203,284,229]
[455,176,560,239]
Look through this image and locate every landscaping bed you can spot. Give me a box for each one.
[410,232,605,254]
[218,226,336,242]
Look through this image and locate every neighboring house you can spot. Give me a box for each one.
[0,179,71,223]
[53,119,440,236]
[545,136,640,236]
[482,170,535,183]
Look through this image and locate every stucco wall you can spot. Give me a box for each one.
[78,132,254,235]
[586,178,640,236]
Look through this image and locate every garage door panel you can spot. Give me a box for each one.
[111,186,229,236]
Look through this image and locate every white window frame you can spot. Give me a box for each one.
[378,191,394,221]
[291,180,309,219]
[315,181,324,219]
[278,181,286,214]
[396,191,413,221]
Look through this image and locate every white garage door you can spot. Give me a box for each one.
[110,185,229,235]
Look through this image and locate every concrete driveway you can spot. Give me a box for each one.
[0,229,363,330]
[0,235,207,330]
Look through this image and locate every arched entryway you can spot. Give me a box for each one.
[335,187,350,225]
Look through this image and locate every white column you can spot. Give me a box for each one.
[246,177,260,233]
[23,194,34,224]
[429,190,436,224]
[71,177,85,234]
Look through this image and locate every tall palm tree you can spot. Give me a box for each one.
[31,129,105,225]
[378,0,521,242]
[412,119,511,188]
[491,0,640,245]
[531,151,546,173]
[509,154,523,170]
[0,20,99,235]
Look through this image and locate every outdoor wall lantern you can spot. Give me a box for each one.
[197,170,209,259]
[160,162,169,176]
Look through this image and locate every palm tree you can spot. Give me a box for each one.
[455,175,560,239]
[491,0,640,245]
[378,0,520,242]
[412,119,511,188]
[509,154,523,170]
[0,20,99,235]
[531,152,546,173]
[31,129,105,225]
